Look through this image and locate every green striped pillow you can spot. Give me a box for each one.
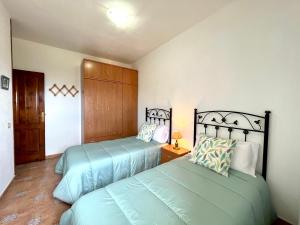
[136,123,157,142]
[190,135,237,177]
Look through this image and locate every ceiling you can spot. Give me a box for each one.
[3,0,233,64]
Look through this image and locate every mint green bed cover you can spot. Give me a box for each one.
[60,156,276,225]
[54,137,163,204]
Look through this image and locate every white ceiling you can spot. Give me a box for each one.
[3,0,233,63]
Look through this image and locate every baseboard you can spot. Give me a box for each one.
[277,216,293,225]
[46,153,62,159]
[273,217,294,225]
[0,175,15,199]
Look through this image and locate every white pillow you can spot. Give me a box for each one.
[230,141,259,177]
[152,125,169,143]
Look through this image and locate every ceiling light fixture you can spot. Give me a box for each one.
[106,2,135,29]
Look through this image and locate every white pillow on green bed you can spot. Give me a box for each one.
[230,141,259,177]
[136,123,157,142]
[152,125,169,143]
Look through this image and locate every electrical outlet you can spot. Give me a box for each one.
[8,122,11,128]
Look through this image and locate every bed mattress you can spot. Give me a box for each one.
[60,156,276,225]
[53,137,163,204]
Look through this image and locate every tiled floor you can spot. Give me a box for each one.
[0,158,69,225]
[0,158,291,225]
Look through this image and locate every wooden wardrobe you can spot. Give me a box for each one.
[81,59,138,143]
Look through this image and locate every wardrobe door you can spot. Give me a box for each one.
[83,59,123,82]
[84,79,122,143]
[123,68,138,85]
[102,81,123,139]
[84,78,97,142]
[122,67,138,137]
[122,84,138,137]
[83,60,103,80]
[104,64,123,82]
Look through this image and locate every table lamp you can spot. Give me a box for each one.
[172,131,182,150]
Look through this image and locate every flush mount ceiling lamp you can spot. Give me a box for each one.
[106,2,136,29]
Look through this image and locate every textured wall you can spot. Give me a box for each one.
[0,2,14,196]
[136,0,300,223]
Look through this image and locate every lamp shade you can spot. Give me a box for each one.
[172,131,182,140]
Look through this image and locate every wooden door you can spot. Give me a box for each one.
[122,84,138,137]
[13,69,45,165]
[84,79,123,143]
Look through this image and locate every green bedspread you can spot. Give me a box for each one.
[60,156,276,225]
[53,137,163,204]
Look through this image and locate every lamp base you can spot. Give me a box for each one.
[173,140,180,150]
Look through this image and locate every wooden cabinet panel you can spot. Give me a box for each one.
[84,79,122,142]
[102,81,123,137]
[82,59,138,143]
[82,60,99,80]
[83,59,123,82]
[123,68,138,86]
[108,64,123,82]
[96,63,123,82]
[84,79,97,139]
[122,85,137,137]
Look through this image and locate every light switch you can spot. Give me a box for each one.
[8,122,11,128]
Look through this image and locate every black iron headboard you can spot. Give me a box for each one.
[146,108,172,144]
[193,109,271,179]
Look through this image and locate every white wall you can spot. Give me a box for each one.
[135,0,300,224]
[0,2,14,196]
[12,38,131,156]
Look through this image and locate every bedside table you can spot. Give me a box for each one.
[160,144,190,164]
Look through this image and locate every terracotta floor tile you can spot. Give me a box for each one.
[0,158,69,225]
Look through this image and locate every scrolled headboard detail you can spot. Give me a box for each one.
[193,109,271,179]
[146,108,172,144]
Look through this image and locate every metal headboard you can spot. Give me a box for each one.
[193,109,271,179]
[146,108,172,144]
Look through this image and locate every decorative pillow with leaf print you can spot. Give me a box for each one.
[190,135,237,177]
[136,123,157,142]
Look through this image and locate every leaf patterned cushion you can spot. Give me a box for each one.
[136,123,157,142]
[190,135,237,177]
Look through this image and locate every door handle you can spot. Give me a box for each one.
[41,112,45,123]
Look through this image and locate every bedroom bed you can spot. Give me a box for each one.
[53,108,172,204]
[59,109,276,225]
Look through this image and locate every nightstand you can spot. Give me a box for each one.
[160,144,190,164]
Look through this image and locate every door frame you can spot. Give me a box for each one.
[10,19,15,170]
